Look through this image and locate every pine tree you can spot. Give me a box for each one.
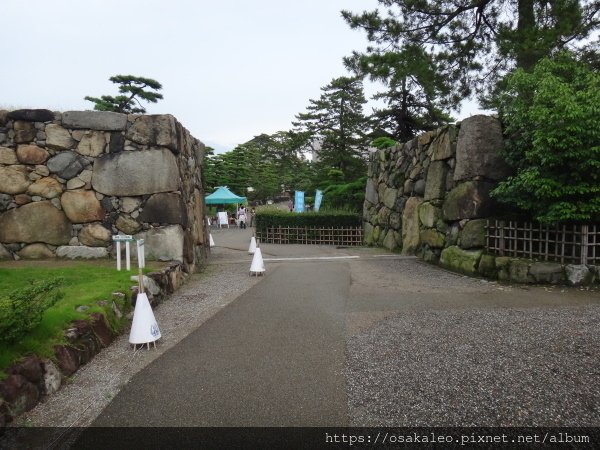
[342,0,598,100]
[85,75,163,114]
[345,45,454,142]
[293,76,370,181]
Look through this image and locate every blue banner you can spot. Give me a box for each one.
[314,189,323,212]
[294,191,305,213]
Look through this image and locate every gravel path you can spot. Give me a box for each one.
[14,246,261,429]
[346,259,600,427]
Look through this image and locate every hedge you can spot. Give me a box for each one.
[255,209,361,233]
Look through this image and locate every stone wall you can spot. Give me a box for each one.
[0,109,209,272]
[363,114,598,286]
[364,115,509,261]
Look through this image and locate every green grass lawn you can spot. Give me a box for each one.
[0,260,162,375]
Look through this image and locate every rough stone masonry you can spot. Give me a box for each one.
[363,115,597,286]
[0,109,209,272]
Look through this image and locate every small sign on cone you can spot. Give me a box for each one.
[249,247,265,276]
[248,236,257,254]
[129,292,161,348]
[209,233,215,247]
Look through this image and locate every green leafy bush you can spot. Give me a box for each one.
[256,209,361,233]
[0,278,64,344]
[493,52,600,223]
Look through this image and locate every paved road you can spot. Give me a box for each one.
[88,227,600,427]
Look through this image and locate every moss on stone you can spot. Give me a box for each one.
[440,245,483,275]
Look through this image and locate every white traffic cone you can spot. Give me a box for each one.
[248,236,257,254]
[249,247,265,276]
[209,233,215,247]
[129,292,161,348]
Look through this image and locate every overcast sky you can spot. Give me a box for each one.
[3,0,487,152]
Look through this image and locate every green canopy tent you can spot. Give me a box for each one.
[205,186,247,228]
[205,186,247,204]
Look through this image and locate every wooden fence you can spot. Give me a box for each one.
[256,226,363,246]
[486,220,600,265]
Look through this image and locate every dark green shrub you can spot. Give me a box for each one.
[256,209,361,234]
[321,177,367,212]
[0,278,64,344]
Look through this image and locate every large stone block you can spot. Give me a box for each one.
[27,177,63,199]
[14,121,36,143]
[7,109,55,122]
[477,254,496,277]
[442,181,495,221]
[47,152,85,179]
[126,115,178,150]
[135,225,184,262]
[382,229,401,251]
[0,147,18,164]
[418,202,442,228]
[16,145,49,165]
[46,124,75,150]
[78,223,112,247]
[431,125,457,161]
[0,201,71,245]
[0,166,31,194]
[116,214,141,234]
[454,115,510,181]
[92,149,180,196]
[440,245,483,275]
[509,259,534,283]
[401,196,423,255]
[140,193,188,226]
[420,229,445,248]
[76,131,106,157]
[18,243,55,259]
[424,160,447,200]
[61,190,105,223]
[191,189,205,245]
[0,243,13,260]
[364,222,374,245]
[62,111,127,130]
[365,178,378,204]
[565,264,594,286]
[458,219,487,249]
[389,212,401,230]
[56,246,108,259]
[530,262,565,284]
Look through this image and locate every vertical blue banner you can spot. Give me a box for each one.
[314,189,323,212]
[294,191,305,212]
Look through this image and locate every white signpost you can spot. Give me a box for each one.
[112,235,145,271]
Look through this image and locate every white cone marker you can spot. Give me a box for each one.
[248,236,257,254]
[129,292,161,347]
[249,247,265,276]
[209,233,215,247]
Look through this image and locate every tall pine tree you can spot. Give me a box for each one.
[345,45,454,142]
[293,76,370,182]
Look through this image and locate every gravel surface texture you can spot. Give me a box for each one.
[346,259,600,427]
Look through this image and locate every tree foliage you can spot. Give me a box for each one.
[345,45,454,141]
[492,52,600,223]
[203,132,315,202]
[85,75,163,114]
[293,76,371,182]
[342,0,599,101]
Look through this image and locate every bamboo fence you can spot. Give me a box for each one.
[486,220,599,265]
[256,226,363,246]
